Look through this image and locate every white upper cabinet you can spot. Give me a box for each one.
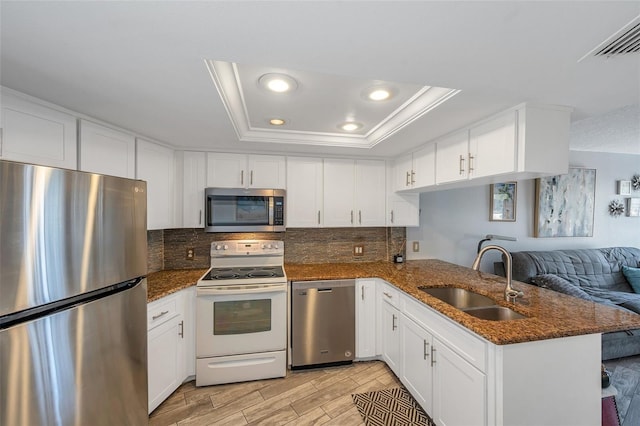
[0,91,77,169]
[435,129,471,184]
[393,144,435,191]
[181,151,206,228]
[386,162,419,227]
[286,157,323,227]
[136,139,175,230]
[468,111,516,179]
[206,152,285,189]
[78,120,135,178]
[354,160,386,227]
[323,159,386,227]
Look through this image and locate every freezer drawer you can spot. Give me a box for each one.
[0,280,148,426]
[291,280,355,367]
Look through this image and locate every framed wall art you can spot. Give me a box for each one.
[618,180,632,196]
[628,198,640,217]
[490,182,517,222]
[534,168,596,237]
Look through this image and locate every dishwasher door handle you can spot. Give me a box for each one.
[317,288,333,293]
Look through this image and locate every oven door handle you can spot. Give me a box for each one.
[197,283,287,296]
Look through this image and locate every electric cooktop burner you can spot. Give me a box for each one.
[203,266,285,281]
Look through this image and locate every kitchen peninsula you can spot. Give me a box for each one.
[148,259,640,425]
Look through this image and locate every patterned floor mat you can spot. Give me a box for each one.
[351,387,435,426]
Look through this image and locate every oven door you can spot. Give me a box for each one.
[196,283,287,358]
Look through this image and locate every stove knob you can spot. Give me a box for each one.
[223,244,229,250]
[267,244,273,249]
[215,245,222,250]
[274,244,279,249]
[262,244,267,249]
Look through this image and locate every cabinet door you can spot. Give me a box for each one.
[435,129,469,184]
[136,139,174,230]
[400,315,433,414]
[1,92,77,169]
[354,160,386,227]
[387,193,419,227]
[182,152,206,228]
[380,300,401,376]
[206,152,246,188]
[248,155,286,189]
[323,159,355,227]
[433,339,486,426]
[148,314,182,414]
[393,154,413,191]
[412,144,436,188]
[286,157,323,227]
[356,279,377,359]
[180,286,196,378]
[469,111,517,179]
[79,120,135,178]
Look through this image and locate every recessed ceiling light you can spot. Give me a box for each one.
[339,122,363,132]
[258,73,298,93]
[363,86,395,101]
[269,118,286,126]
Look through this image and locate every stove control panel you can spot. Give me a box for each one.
[210,240,284,257]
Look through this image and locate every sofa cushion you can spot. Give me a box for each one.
[531,274,593,301]
[622,265,640,293]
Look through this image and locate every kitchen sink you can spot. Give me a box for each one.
[418,287,495,310]
[463,306,526,321]
[418,286,527,321]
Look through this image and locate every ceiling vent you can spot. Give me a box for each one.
[587,16,640,59]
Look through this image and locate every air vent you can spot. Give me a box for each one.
[594,19,640,57]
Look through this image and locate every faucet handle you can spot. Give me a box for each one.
[506,289,524,303]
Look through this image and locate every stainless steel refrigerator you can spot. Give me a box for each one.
[0,160,149,425]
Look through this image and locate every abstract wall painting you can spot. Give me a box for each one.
[534,168,596,237]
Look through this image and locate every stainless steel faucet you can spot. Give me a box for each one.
[471,244,524,302]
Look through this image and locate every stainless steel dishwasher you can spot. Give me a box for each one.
[291,280,355,368]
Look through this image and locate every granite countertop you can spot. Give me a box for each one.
[285,260,640,345]
[147,268,208,302]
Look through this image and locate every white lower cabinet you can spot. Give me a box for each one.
[400,315,433,413]
[432,337,486,425]
[147,288,194,414]
[380,298,401,376]
[355,279,377,358]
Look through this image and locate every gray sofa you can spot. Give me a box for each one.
[495,247,640,360]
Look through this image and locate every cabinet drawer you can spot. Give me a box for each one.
[148,295,180,330]
[378,281,401,308]
[403,294,486,371]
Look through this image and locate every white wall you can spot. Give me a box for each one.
[407,150,640,272]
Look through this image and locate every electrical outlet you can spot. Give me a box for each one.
[412,241,420,252]
[186,247,195,260]
[353,244,364,256]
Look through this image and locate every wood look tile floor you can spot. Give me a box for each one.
[149,361,401,426]
[605,355,640,426]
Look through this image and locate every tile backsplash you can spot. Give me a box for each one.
[147,227,406,273]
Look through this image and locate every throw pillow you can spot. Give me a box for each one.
[531,274,593,301]
[622,265,640,293]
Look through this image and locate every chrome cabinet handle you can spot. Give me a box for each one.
[351,210,354,224]
[390,210,394,224]
[468,153,474,173]
[459,155,465,175]
[383,292,392,299]
[411,170,416,185]
[424,340,429,360]
[152,310,169,320]
[199,209,202,225]
[178,320,184,338]
[392,314,397,330]
[406,171,411,186]
[431,345,436,366]
[241,170,244,185]
[317,210,321,225]
[250,170,254,185]
[359,210,362,224]
[361,286,365,300]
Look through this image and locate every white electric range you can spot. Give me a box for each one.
[195,240,287,386]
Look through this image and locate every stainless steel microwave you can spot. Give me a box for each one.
[204,188,285,233]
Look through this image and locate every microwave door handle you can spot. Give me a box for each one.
[269,196,274,225]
